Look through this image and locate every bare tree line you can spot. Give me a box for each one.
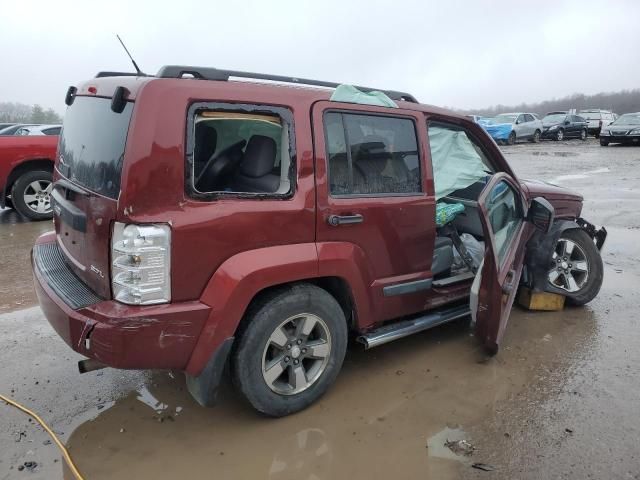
[462,89,640,117]
[0,102,62,124]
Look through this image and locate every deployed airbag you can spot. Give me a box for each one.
[330,85,398,108]
[428,125,488,199]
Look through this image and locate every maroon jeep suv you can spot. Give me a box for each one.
[32,66,606,416]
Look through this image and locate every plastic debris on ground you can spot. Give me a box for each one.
[330,84,398,108]
[444,438,476,456]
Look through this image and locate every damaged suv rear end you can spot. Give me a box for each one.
[33,77,210,371]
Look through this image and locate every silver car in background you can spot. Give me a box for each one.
[488,112,544,145]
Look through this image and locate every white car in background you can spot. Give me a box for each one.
[578,109,616,138]
[15,124,61,136]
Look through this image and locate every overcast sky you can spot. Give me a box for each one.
[1,0,639,113]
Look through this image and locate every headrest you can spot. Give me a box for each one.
[195,123,217,163]
[241,135,277,178]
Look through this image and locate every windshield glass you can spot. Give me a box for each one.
[58,96,133,199]
[489,115,517,124]
[613,114,640,125]
[543,114,566,123]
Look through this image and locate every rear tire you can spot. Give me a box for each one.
[532,130,541,143]
[232,284,348,417]
[11,170,53,221]
[580,129,587,141]
[600,138,609,146]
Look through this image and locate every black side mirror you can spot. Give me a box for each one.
[528,197,555,233]
[564,120,570,125]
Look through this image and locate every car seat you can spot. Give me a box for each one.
[432,237,454,276]
[233,135,280,193]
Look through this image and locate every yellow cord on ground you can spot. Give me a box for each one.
[0,393,85,480]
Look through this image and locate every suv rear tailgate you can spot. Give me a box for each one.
[52,94,134,300]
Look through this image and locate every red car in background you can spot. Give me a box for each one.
[0,135,57,220]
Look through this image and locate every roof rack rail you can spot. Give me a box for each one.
[95,71,144,78]
[156,65,418,103]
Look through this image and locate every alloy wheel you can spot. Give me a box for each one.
[548,238,589,293]
[261,313,332,395]
[22,180,52,214]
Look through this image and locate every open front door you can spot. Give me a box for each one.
[471,172,530,354]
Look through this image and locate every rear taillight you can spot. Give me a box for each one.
[111,223,171,305]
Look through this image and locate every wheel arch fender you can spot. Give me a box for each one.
[524,218,604,294]
[184,242,372,376]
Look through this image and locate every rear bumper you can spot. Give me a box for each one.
[32,235,211,370]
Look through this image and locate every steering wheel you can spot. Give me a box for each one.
[196,140,246,191]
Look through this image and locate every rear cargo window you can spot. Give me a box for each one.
[58,96,133,199]
[189,107,293,196]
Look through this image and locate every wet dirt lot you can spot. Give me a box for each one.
[1,139,639,479]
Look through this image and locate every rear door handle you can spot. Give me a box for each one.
[327,214,364,226]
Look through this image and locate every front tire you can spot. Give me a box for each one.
[232,284,348,417]
[580,129,587,141]
[507,131,516,145]
[11,170,53,220]
[600,138,609,146]
[554,128,564,141]
[547,229,603,306]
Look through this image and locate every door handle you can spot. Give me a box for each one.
[327,214,364,226]
[502,269,517,295]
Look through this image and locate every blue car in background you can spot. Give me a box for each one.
[480,113,544,145]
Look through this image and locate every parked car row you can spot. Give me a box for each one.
[471,108,620,145]
[0,123,61,136]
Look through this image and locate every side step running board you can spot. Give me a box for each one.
[357,304,471,349]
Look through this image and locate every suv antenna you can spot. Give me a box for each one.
[116,34,145,76]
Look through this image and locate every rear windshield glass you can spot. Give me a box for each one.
[579,112,601,120]
[58,96,133,199]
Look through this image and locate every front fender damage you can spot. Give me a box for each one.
[524,217,607,295]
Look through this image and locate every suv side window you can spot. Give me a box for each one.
[516,114,526,124]
[524,114,534,122]
[188,104,294,197]
[324,112,421,196]
[485,180,523,265]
